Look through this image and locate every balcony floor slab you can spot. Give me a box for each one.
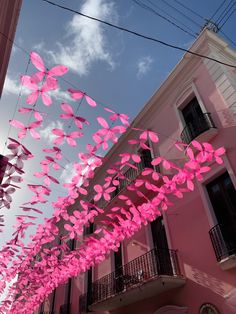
[219,254,236,270]
[89,275,186,311]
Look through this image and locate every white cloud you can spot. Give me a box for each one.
[40,120,64,144]
[3,75,27,96]
[11,37,24,56]
[49,0,117,75]
[60,162,77,183]
[32,41,46,52]
[49,87,74,103]
[136,56,153,78]
[3,75,72,103]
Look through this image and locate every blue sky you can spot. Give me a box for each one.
[0,0,235,248]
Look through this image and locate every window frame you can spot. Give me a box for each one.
[197,153,236,228]
[174,82,208,129]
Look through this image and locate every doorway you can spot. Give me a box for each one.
[151,217,173,275]
[114,245,124,292]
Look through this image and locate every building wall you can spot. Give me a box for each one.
[82,30,236,314]
[38,30,236,314]
[0,0,22,97]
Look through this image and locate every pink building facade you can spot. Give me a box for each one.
[37,29,236,314]
[0,0,22,97]
[0,0,22,175]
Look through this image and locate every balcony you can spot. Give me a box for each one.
[209,224,236,270]
[79,248,185,312]
[96,152,155,208]
[180,112,217,144]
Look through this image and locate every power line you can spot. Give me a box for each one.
[40,0,236,69]
[132,0,196,37]
[0,1,234,72]
[218,7,236,29]
[131,0,197,38]
[158,0,202,28]
[209,0,227,21]
[216,0,236,24]
[172,0,205,21]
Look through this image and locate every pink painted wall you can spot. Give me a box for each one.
[94,254,112,281]
[53,283,66,313]
[86,35,236,314]
[123,225,150,263]
[70,276,84,314]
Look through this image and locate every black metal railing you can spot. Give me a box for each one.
[79,248,181,311]
[180,112,216,144]
[97,155,155,208]
[209,224,236,262]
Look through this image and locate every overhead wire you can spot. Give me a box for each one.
[218,7,236,29]
[209,0,227,21]
[0,2,235,166]
[131,0,197,38]
[157,0,202,28]
[215,0,236,24]
[40,0,236,69]
[0,2,233,150]
[172,0,205,21]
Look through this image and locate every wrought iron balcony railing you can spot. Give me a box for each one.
[79,248,181,312]
[96,154,155,208]
[209,224,236,262]
[180,112,216,144]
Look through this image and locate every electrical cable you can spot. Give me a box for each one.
[215,0,236,24]
[131,0,197,38]
[157,0,202,28]
[218,8,236,29]
[209,0,227,21]
[172,0,205,21]
[40,0,236,69]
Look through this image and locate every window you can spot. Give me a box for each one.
[207,172,236,261]
[84,222,94,309]
[180,97,215,143]
[66,238,75,251]
[84,222,94,236]
[151,217,173,275]
[138,147,153,169]
[114,245,124,292]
